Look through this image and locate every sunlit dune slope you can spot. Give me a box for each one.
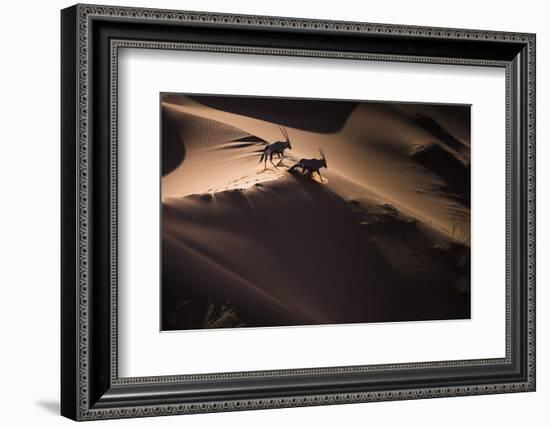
[161,96,470,243]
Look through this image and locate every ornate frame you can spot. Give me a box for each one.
[61,4,536,421]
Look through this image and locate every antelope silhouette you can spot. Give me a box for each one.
[259,126,292,170]
[288,149,328,182]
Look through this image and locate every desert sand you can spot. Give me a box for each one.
[160,94,471,330]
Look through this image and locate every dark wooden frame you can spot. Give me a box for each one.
[61,4,536,421]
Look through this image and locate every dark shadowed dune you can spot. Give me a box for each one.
[182,95,358,133]
[413,113,470,158]
[402,103,471,145]
[410,143,471,207]
[162,174,470,330]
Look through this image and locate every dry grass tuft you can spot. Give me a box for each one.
[203,301,245,329]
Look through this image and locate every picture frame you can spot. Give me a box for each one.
[61,3,536,421]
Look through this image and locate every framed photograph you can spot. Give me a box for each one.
[61,4,536,421]
[159,93,473,331]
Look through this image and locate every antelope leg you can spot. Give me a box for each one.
[269,152,278,168]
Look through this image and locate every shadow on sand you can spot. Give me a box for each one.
[162,173,470,330]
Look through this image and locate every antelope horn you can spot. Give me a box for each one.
[279,125,289,142]
[319,148,327,167]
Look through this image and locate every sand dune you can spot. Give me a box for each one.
[162,174,469,330]
[162,96,470,242]
[160,95,471,330]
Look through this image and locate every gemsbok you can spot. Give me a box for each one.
[288,149,328,182]
[259,126,292,170]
